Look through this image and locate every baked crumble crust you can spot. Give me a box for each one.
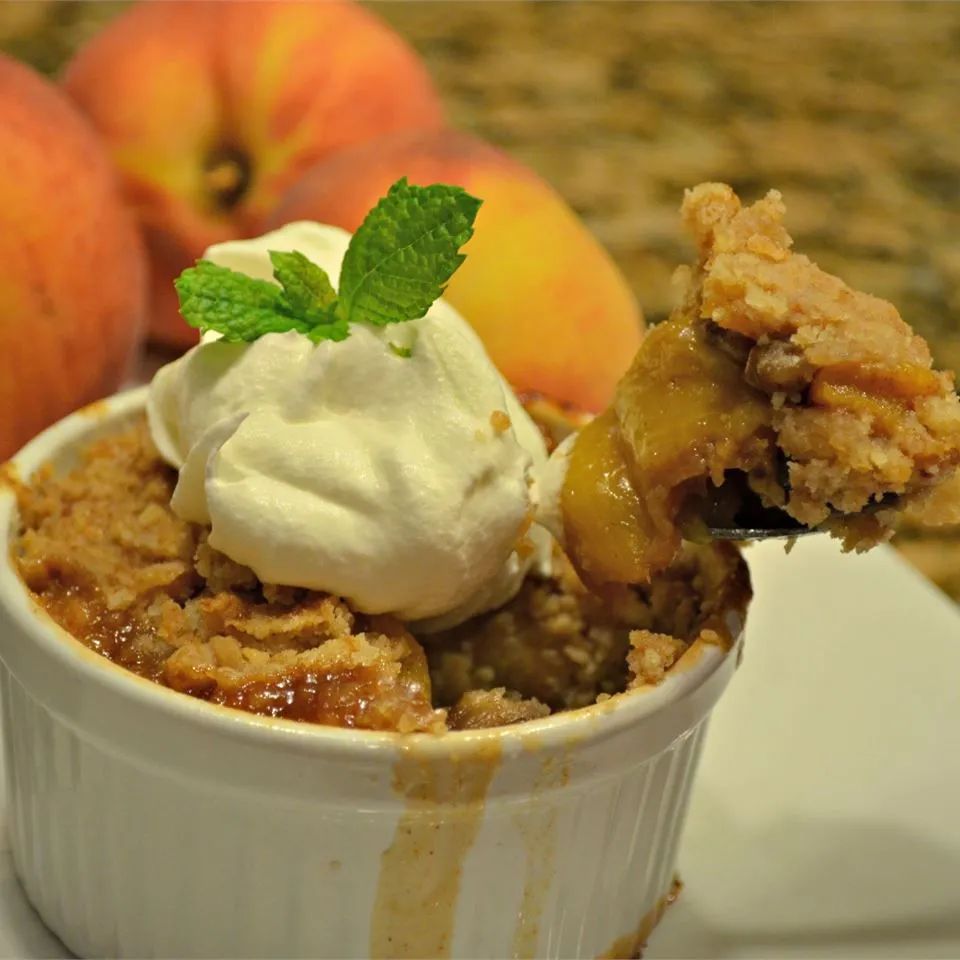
[13,417,749,732]
[427,542,744,710]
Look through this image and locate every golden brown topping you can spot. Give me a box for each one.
[489,409,512,434]
[627,632,687,687]
[13,418,747,730]
[165,632,443,733]
[745,340,812,394]
[447,688,549,730]
[13,421,443,732]
[427,544,748,711]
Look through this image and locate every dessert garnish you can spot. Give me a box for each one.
[174,177,481,344]
[559,183,960,586]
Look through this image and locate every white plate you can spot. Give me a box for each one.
[652,536,960,959]
[0,536,956,959]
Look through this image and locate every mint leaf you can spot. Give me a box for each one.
[270,250,337,319]
[175,261,315,342]
[269,249,347,341]
[337,178,481,328]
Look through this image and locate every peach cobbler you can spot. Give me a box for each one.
[13,416,747,732]
[11,180,960,732]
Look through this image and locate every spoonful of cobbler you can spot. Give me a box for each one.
[555,182,960,584]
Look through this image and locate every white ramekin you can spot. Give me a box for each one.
[0,388,746,959]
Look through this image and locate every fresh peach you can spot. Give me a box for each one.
[0,54,146,459]
[270,131,643,411]
[62,0,444,348]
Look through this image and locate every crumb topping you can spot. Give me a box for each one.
[12,417,748,732]
[490,409,512,433]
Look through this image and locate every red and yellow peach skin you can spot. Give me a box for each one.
[63,0,444,348]
[0,55,146,458]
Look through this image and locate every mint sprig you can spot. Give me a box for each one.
[174,179,481,344]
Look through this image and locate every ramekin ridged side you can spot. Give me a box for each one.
[0,389,744,959]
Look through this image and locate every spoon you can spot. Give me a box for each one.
[703,489,899,542]
[706,524,815,542]
[688,482,813,543]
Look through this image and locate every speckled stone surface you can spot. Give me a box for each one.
[3,0,958,596]
[371,2,960,375]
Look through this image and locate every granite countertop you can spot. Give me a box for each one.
[374,3,960,363]
[4,0,959,597]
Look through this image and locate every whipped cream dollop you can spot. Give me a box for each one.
[148,222,552,629]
